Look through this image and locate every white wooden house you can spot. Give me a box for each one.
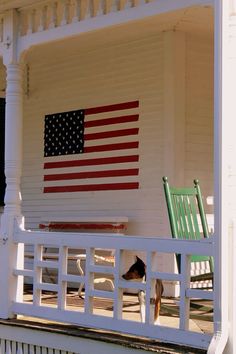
[0,0,234,352]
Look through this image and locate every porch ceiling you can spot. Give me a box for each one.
[26,5,213,60]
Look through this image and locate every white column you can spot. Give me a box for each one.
[4,63,23,214]
[0,63,24,318]
[208,0,232,353]
[221,1,236,352]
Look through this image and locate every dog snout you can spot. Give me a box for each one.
[122,272,136,280]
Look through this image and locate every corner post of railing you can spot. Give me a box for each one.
[0,215,24,319]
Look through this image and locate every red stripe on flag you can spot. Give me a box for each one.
[84,128,139,141]
[44,155,139,169]
[84,141,139,153]
[84,114,139,128]
[44,168,139,181]
[84,101,139,115]
[44,182,139,193]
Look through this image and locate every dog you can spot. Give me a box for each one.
[122,256,163,325]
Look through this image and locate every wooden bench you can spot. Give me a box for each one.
[39,216,128,234]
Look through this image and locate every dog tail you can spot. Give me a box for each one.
[154,279,164,321]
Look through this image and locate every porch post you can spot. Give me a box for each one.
[208,0,236,352]
[0,10,24,318]
[4,63,23,215]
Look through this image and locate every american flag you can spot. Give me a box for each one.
[43,101,139,193]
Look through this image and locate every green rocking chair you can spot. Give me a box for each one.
[162,176,214,284]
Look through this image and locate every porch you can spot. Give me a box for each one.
[0,0,234,353]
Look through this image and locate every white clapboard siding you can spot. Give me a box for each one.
[21,29,214,238]
[22,33,165,235]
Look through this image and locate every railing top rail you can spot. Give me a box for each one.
[14,225,214,256]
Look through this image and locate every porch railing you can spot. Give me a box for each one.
[18,0,150,37]
[13,221,214,351]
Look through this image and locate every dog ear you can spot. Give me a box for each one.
[136,256,143,263]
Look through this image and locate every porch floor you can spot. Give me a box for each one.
[5,285,213,353]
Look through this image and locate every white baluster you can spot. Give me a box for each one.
[103,0,112,14]
[113,249,124,320]
[118,0,126,10]
[38,6,47,32]
[132,0,139,7]
[91,0,99,17]
[11,341,17,354]
[23,344,28,353]
[61,0,69,25]
[35,346,41,354]
[29,346,35,354]
[33,244,43,306]
[27,9,35,34]
[98,0,105,15]
[72,0,79,22]
[84,247,94,313]
[110,0,117,12]
[49,2,57,28]
[5,341,11,354]
[0,340,5,354]
[57,246,67,310]
[80,0,88,20]
[16,343,23,354]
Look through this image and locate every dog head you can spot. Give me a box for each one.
[122,256,146,281]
